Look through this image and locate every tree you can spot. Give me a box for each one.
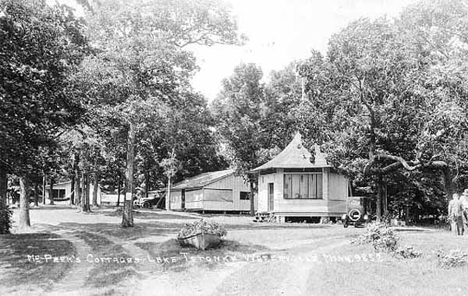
[295,18,428,220]
[79,0,243,222]
[295,1,468,221]
[0,164,11,233]
[263,62,303,148]
[161,148,179,210]
[0,0,88,229]
[212,63,269,215]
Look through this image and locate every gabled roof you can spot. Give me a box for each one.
[172,169,234,190]
[251,132,330,172]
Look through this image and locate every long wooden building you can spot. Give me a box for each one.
[169,169,255,212]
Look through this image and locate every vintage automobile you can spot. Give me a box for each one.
[342,196,373,228]
[134,197,155,208]
[133,191,165,209]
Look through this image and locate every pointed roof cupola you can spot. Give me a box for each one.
[251,132,330,172]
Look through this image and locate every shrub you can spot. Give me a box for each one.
[0,198,12,234]
[177,219,227,239]
[352,222,399,252]
[436,249,467,269]
[393,245,422,259]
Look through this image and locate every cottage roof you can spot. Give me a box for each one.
[172,169,234,190]
[251,133,330,172]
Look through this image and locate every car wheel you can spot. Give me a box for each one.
[344,222,349,228]
[143,202,150,208]
[348,209,362,222]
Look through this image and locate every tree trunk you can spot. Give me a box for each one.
[34,182,39,207]
[42,173,46,205]
[70,176,75,206]
[70,174,75,206]
[117,178,121,207]
[92,172,99,207]
[19,176,31,230]
[82,173,91,212]
[382,178,388,217]
[49,177,55,205]
[0,162,10,234]
[376,177,382,223]
[248,174,258,216]
[86,174,91,210]
[121,200,133,228]
[166,175,171,211]
[122,122,135,227]
[81,173,85,210]
[74,162,81,206]
[249,180,256,216]
[444,168,454,199]
[0,163,7,203]
[71,152,79,205]
[145,171,149,198]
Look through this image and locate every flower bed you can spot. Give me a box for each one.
[177,219,227,250]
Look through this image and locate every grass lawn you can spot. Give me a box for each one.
[307,230,468,296]
[0,232,75,295]
[3,207,468,295]
[75,231,138,288]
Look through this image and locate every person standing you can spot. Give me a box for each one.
[448,193,464,236]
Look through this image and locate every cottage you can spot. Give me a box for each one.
[169,169,255,213]
[251,133,348,223]
[45,180,102,205]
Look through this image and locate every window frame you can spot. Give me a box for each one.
[239,191,250,200]
[51,189,66,199]
[283,173,323,200]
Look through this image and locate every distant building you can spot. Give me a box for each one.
[170,169,255,212]
[45,180,101,205]
[251,133,348,222]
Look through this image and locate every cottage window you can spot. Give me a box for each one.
[51,189,66,199]
[240,191,250,200]
[203,189,233,202]
[283,174,323,199]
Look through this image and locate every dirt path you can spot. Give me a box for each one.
[10,207,358,296]
[209,237,349,296]
[34,223,171,296]
[126,235,351,296]
[39,227,95,296]
[88,230,166,277]
[23,209,175,295]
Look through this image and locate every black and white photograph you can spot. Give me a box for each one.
[1,0,468,295]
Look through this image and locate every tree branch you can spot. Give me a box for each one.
[376,154,420,171]
[364,152,449,176]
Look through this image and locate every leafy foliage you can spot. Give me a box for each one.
[352,223,400,252]
[74,0,241,204]
[212,63,267,176]
[177,219,227,239]
[0,0,88,176]
[393,245,422,259]
[436,249,468,269]
[0,198,12,234]
[291,0,468,220]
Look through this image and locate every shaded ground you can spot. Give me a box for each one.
[0,232,75,295]
[2,206,468,296]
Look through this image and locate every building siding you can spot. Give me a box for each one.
[170,190,182,210]
[258,168,347,217]
[328,173,348,201]
[46,181,101,204]
[185,189,204,210]
[170,173,253,212]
